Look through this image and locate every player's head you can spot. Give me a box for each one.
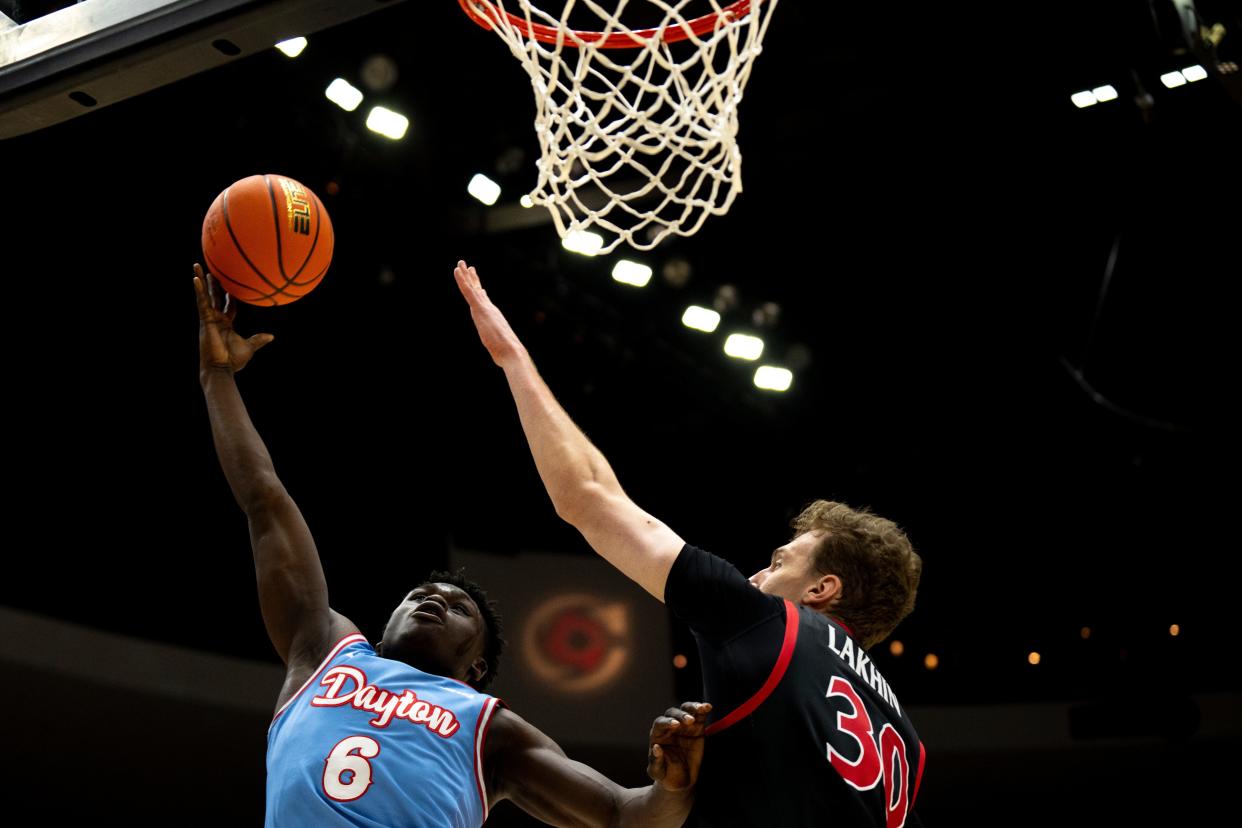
[378,569,505,691]
[749,500,921,649]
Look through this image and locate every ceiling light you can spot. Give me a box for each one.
[724,333,764,361]
[275,37,307,58]
[467,173,501,206]
[325,78,363,112]
[366,106,409,140]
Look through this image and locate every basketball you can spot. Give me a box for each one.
[201,174,333,306]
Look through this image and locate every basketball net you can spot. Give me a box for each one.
[461,0,779,253]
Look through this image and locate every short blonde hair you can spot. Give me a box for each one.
[792,500,921,649]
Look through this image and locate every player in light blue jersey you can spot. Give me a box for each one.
[195,265,711,827]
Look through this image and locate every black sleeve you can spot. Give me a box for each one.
[664,543,785,643]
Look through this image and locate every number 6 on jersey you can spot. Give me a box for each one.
[323,735,381,802]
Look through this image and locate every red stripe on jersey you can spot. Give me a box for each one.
[913,740,926,804]
[270,633,367,728]
[473,697,500,821]
[705,600,800,736]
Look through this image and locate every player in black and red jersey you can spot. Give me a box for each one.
[455,259,927,826]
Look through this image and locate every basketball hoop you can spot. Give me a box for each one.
[458,0,779,253]
[459,0,758,48]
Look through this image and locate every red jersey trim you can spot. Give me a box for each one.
[705,600,799,736]
[270,633,368,728]
[913,740,926,804]
[474,697,503,822]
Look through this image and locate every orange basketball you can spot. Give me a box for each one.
[201,174,333,306]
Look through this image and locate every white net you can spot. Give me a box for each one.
[464,0,779,254]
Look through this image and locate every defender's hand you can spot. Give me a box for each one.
[647,701,711,793]
[453,259,526,367]
[194,263,274,374]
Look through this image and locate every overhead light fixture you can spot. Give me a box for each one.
[467,173,501,206]
[366,106,409,140]
[724,333,764,361]
[1071,84,1120,108]
[753,365,792,391]
[1160,70,1187,88]
[681,305,720,333]
[1071,90,1098,108]
[520,194,534,208]
[275,37,308,58]
[1181,64,1207,82]
[561,230,604,256]
[611,259,653,287]
[325,78,363,112]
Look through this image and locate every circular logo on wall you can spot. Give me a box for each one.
[521,593,631,693]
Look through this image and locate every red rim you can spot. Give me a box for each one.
[458,0,758,49]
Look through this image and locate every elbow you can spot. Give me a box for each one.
[552,481,609,526]
[237,472,287,515]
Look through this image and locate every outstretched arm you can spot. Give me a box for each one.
[195,265,357,682]
[486,702,710,827]
[454,260,684,601]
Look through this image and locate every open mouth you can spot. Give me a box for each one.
[410,603,446,624]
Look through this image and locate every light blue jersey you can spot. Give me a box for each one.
[266,634,502,827]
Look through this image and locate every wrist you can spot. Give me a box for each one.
[652,779,693,797]
[498,344,533,373]
[199,364,235,386]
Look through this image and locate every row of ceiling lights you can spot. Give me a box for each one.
[1070,62,1210,108]
[466,170,797,392]
[275,37,411,139]
[274,36,794,392]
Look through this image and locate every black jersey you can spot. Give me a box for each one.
[666,544,925,827]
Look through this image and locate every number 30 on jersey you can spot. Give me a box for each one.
[825,676,911,828]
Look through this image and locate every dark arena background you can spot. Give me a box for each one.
[2,1,1239,825]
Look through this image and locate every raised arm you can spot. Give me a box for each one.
[454,260,684,601]
[195,264,357,685]
[485,702,710,828]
